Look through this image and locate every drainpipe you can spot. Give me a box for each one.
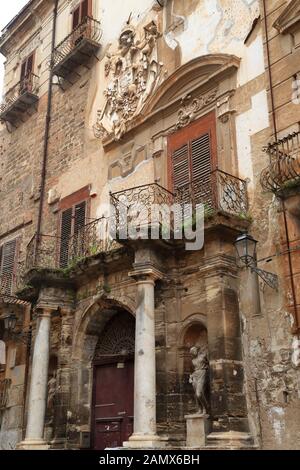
[262,0,298,332]
[35,0,59,253]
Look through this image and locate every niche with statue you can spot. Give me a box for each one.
[181,322,210,447]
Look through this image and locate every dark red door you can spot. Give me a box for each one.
[92,360,134,450]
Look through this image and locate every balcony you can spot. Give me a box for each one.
[51,17,102,79]
[110,170,249,240]
[261,132,300,195]
[260,132,300,217]
[0,73,39,124]
[24,217,120,275]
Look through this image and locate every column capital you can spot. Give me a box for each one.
[128,264,164,283]
[34,305,59,319]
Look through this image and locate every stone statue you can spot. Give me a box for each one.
[189,346,209,414]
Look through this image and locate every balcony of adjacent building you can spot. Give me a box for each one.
[260,132,300,218]
[0,72,39,124]
[51,16,102,80]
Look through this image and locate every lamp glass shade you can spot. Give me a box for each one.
[234,233,257,266]
[3,313,17,332]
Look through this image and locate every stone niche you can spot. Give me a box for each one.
[180,322,208,415]
[181,322,210,447]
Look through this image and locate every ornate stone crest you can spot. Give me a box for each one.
[175,89,218,131]
[94,21,163,141]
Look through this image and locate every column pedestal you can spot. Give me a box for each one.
[185,414,209,448]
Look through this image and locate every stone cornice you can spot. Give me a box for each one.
[273,0,300,34]
[0,0,48,57]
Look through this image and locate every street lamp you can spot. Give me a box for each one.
[0,313,30,345]
[234,233,278,290]
[2,313,17,332]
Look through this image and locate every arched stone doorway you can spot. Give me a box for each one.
[91,310,135,450]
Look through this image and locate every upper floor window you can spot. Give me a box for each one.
[20,52,35,92]
[0,239,18,295]
[167,111,217,205]
[72,0,92,29]
[59,186,90,267]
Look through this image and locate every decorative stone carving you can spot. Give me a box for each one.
[189,346,209,414]
[94,21,163,141]
[93,312,135,360]
[217,92,235,123]
[173,89,218,131]
[47,373,57,411]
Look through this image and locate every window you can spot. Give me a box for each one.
[0,239,18,295]
[59,187,90,267]
[72,0,92,29]
[168,111,217,206]
[20,52,35,92]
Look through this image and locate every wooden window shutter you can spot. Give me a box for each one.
[60,208,73,268]
[20,61,27,81]
[0,240,17,294]
[81,0,89,19]
[72,5,80,29]
[74,201,86,234]
[168,111,216,206]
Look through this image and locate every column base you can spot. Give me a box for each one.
[206,431,254,449]
[17,439,50,450]
[123,434,168,449]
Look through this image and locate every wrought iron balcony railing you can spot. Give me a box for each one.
[25,217,120,274]
[51,17,102,78]
[0,379,11,410]
[261,132,300,193]
[0,72,39,123]
[110,171,249,236]
[175,170,249,217]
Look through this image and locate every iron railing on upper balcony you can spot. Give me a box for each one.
[176,170,249,217]
[110,171,249,236]
[25,217,120,273]
[0,72,39,117]
[51,16,102,70]
[260,131,300,193]
[110,183,176,236]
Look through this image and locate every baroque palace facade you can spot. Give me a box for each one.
[0,0,300,450]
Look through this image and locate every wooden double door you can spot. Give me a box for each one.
[92,360,134,450]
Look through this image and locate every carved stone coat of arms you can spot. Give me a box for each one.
[94,21,163,142]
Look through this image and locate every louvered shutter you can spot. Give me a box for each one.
[74,201,86,234]
[0,240,17,294]
[26,54,34,76]
[191,133,212,207]
[81,0,89,20]
[20,61,27,81]
[60,208,73,268]
[72,5,80,29]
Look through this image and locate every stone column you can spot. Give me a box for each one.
[124,266,165,449]
[18,308,52,450]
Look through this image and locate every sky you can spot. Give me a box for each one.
[0,0,29,95]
